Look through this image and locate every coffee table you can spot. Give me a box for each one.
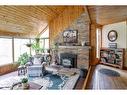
[11,82,43,90]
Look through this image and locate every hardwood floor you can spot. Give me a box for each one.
[86,64,127,89]
[75,78,85,89]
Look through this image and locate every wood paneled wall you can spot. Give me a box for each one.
[90,24,97,65]
[90,24,102,65]
[49,6,100,65]
[49,6,85,45]
[0,64,19,75]
[125,51,127,68]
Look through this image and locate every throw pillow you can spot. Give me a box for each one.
[33,57,42,65]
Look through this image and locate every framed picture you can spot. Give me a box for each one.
[107,30,118,42]
[63,30,78,43]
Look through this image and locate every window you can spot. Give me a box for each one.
[40,38,49,53]
[96,28,102,58]
[40,28,49,52]
[31,39,36,56]
[14,38,30,62]
[40,28,49,38]
[31,38,49,55]
[0,37,12,66]
[0,35,49,65]
[44,39,49,49]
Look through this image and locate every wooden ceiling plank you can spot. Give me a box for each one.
[88,6,127,25]
[1,6,41,25]
[34,6,56,19]
[0,6,67,37]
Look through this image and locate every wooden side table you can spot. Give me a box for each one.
[18,65,26,76]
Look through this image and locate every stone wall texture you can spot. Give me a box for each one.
[52,13,90,69]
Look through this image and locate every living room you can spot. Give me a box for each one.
[0,6,89,90]
[1,5,127,92]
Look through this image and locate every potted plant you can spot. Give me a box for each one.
[18,52,30,66]
[31,38,44,54]
[21,78,29,89]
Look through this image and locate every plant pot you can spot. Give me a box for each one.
[26,43,32,47]
[22,83,29,89]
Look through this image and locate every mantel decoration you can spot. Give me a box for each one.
[107,30,118,42]
[63,30,78,43]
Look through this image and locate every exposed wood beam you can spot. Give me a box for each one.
[37,25,48,37]
[84,6,92,24]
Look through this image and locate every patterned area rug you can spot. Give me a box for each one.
[28,73,69,89]
[99,68,120,77]
[0,69,80,90]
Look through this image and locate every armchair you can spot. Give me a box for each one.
[26,54,46,77]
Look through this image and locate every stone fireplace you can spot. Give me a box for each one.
[57,46,90,69]
[51,12,91,70]
[60,53,77,68]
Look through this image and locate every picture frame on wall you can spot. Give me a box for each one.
[107,30,118,42]
[63,30,78,43]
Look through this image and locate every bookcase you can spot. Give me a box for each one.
[100,48,124,69]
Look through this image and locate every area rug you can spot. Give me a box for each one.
[99,68,120,77]
[0,69,80,90]
[29,73,69,89]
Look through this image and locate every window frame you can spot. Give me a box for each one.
[14,37,31,62]
[0,36,49,66]
[0,36,13,66]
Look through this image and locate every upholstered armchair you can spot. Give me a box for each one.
[26,54,46,77]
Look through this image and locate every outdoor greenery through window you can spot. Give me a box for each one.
[14,38,30,62]
[0,30,49,66]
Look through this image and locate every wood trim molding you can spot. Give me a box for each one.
[37,25,48,37]
[12,37,14,63]
[82,65,92,89]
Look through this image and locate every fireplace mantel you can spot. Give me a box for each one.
[58,46,91,49]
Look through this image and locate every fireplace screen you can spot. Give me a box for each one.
[60,53,77,68]
[62,58,72,68]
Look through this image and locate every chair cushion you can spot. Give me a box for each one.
[33,57,42,65]
[27,65,43,77]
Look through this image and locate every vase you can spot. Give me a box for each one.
[22,83,29,89]
[81,41,85,46]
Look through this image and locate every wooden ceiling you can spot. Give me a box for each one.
[0,6,66,37]
[88,6,127,25]
[1,6,127,37]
